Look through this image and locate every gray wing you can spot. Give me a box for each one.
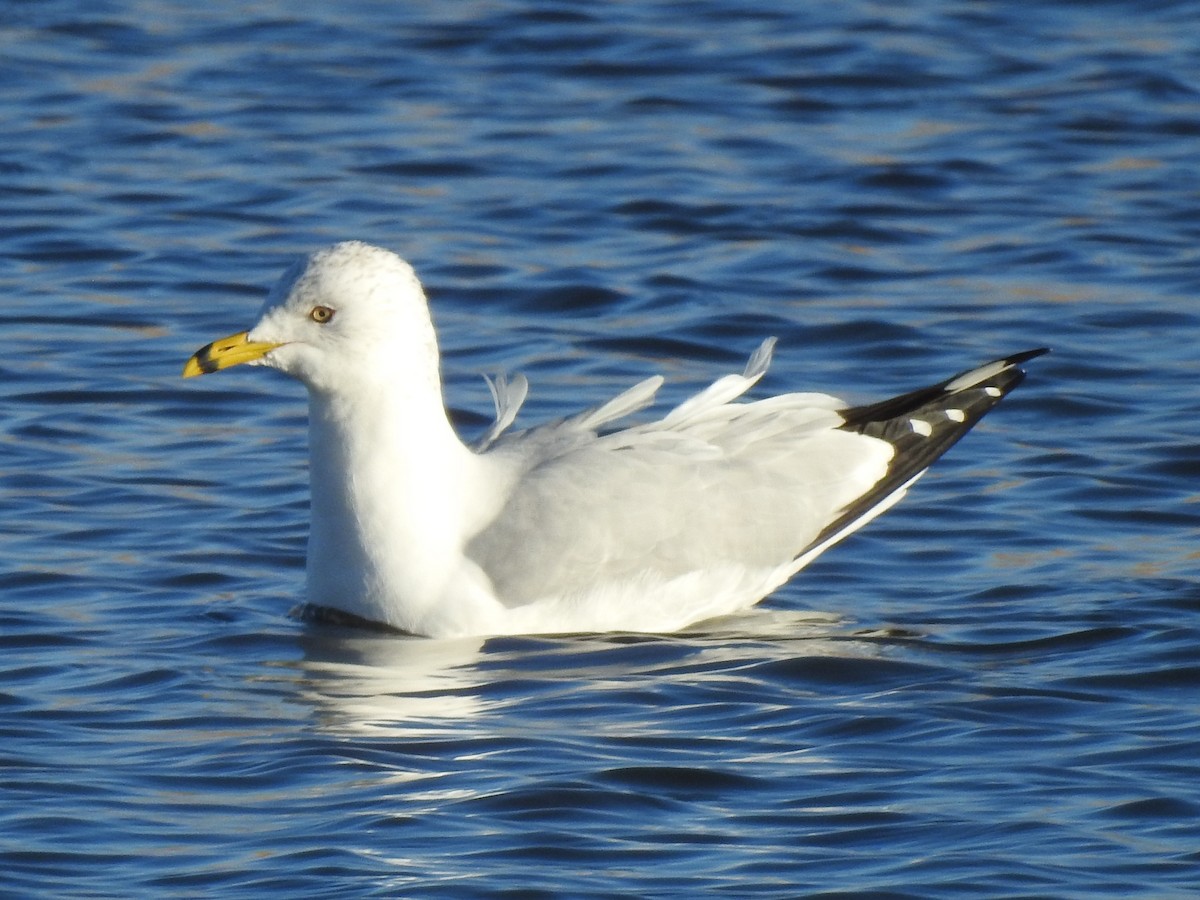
[466,343,1046,608]
[465,340,895,606]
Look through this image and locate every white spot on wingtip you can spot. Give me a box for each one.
[984,386,1002,398]
[909,418,933,437]
[945,408,966,423]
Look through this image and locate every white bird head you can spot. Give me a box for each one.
[183,241,441,395]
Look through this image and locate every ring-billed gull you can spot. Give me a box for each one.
[183,241,1045,638]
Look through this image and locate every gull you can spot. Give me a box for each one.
[183,241,1045,638]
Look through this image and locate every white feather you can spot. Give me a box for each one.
[477,372,528,450]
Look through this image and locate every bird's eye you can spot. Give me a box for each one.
[309,305,335,324]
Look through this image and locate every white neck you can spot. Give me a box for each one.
[304,368,478,632]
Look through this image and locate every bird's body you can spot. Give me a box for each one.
[184,241,1044,638]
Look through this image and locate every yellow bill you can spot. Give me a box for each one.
[182,331,282,378]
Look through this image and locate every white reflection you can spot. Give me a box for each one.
[289,604,892,738]
[295,629,489,737]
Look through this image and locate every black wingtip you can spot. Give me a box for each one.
[840,347,1047,429]
[1004,347,1050,367]
[801,348,1046,557]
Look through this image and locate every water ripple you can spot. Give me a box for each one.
[2,0,1199,896]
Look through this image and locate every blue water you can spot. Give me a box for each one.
[3,1,1200,896]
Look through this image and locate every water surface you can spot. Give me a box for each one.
[2,1,1199,896]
